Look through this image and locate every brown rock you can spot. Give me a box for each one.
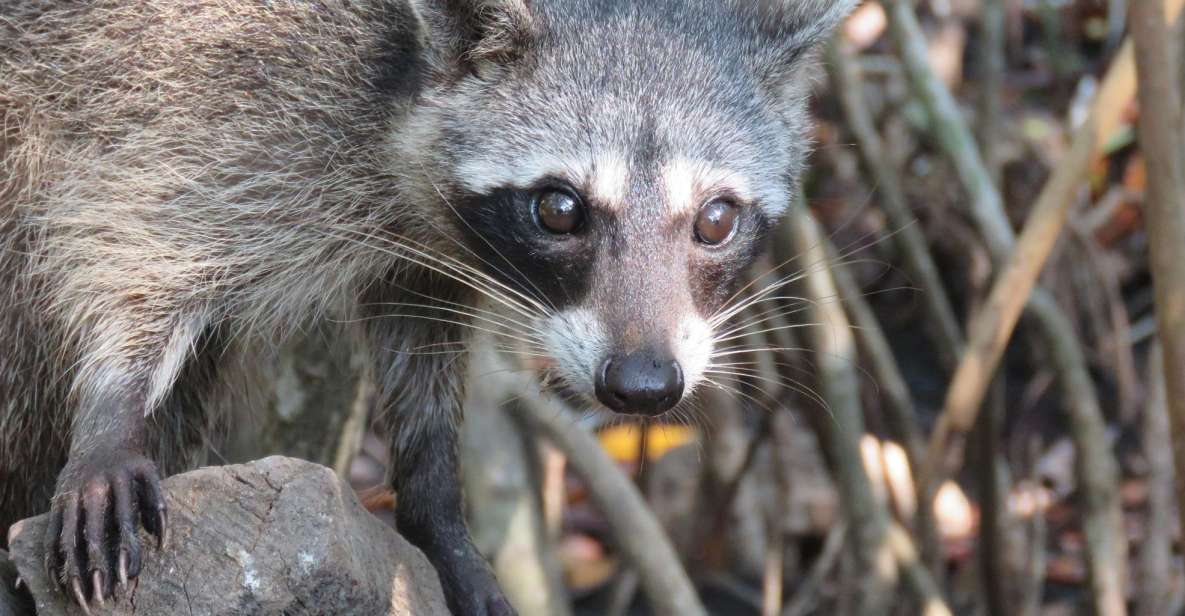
[8,457,448,616]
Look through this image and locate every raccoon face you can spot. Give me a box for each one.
[401,0,855,415]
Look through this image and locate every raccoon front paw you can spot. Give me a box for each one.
[44,452,167,614]
[434,552,516,616]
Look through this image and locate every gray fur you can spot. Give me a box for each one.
[0,0,855,612]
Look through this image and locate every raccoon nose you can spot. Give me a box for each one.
[595,352,684,416]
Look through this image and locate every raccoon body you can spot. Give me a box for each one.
[0,1,855,613]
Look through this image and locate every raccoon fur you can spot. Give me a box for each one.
[0,1,856,614]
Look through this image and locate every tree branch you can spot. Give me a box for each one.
[1131,0,1185,569]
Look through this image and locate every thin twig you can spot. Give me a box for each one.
[824,237,925,484]
[885,5,1153,613]
[978,0,1008,184]
[780,199,895,614]
[762,519,785,616]
[1026,293,1126,615]
[507,394,708,616]
[887,522,953,616]
[1131,0,1185,567]
[885,0,1014,262]
[974,378,1011,616]
[1017,438,1047,616]
[919,0,1185,491]
[1137,345,1175,616]
[782,524,847,616]
[826,37,965,369]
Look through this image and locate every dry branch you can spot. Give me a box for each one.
[885,0,1014,261]
[884,4,1163,612]
[918,0,1185,489]
[825,237,924,475]
[781,199,896,615]
[507,394,707,616]
[974,380,1010,616]
[826,37,965,369]
[886,522,952,616]
[978,0,1007,183]
[781,524,846,616]
[1138,346,1176,616]
[1026,293,1126,615]
[1131,0,1185,563]
[779,201,950,615]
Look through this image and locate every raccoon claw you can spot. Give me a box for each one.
[117,549,129,592]
[45,452,164,611]
[70,577,90,616]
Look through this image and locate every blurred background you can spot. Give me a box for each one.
[225,1,1185,614]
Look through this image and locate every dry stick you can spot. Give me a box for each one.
[507,396,708,616]
[1017,438,1048,616]
[1137,346,1175,616]
[975,5,1015,607]
[1131,0,1185,568]
[885,0,1014,262]
[886,521,952,616]
[978,0,1008,184]
[826,38,965,369]
[885,3,1164,613]
[826,36,957,576]
[913,0,1183,494]
[780,200,896,615]
[974,379,1010,616]
[762,516,785,616]
[824,237,925,487]
[781,524,847,616]
[782,203,948,616]
[1027,293,1125,615]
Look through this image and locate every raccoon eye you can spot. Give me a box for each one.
[694,199,739,246]
[535,189,585,235]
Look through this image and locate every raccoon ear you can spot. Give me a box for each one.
[440,0,537,64]
[750,0,860,51]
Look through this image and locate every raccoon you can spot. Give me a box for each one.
[0,0,855,613]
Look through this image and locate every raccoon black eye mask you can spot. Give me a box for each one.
[0,1,857,615]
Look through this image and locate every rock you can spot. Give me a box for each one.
[7,457,448,616]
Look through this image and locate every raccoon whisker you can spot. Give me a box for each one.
[685,398,712,435]
[327,225,545,317]
[710,284,851,331]
[333,309,547,351]
[402,340,549,360]
[708,346,812,359]
[713,300,813,334]
[416,166,559,314]
[702,367,828,410]
[344,312,548,351]
[325,228,549,322]
[711,322,823,346]
[471,365,547,380]
[367,301,549,339]
[343,227,551,318]
[711,306,816,342]
[708,274,813,327]
[707,360,818,381]
[711,255,815,325]
[698,377,782,416]
[709,229,896,327]
[387,282,541,330]
[387,347,546,359]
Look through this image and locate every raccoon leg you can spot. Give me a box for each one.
[42,314,203,612]
[45,386,168,613]
[366,281,514,616]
